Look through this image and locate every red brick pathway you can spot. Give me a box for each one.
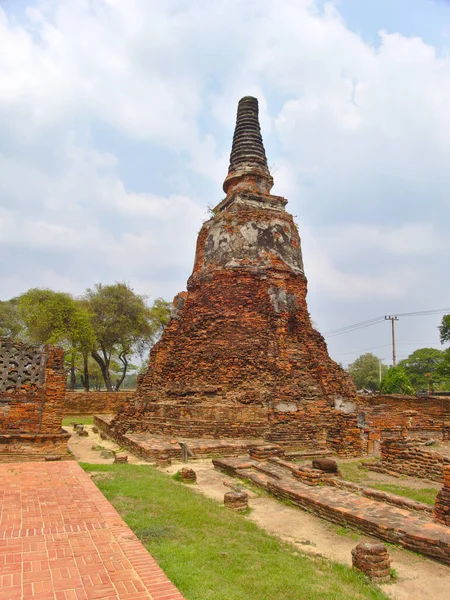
[0,462,186,600]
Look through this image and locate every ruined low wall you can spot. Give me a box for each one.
[357,394,450,435]
[111,399,269,439]
[0,338,69,460]
[434,466,450,525]
[379,438,450,482]
[64,390,130,415]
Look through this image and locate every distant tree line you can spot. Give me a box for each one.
[348,314,450,394]
[0,283,171,392]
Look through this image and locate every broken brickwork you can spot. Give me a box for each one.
[351,543,391,583]
[0,338,70,461]
[64,390,129,415]
[434,466,450,526]
[376,438,450,482]
[355,394,450,451]
[110,96,362,457]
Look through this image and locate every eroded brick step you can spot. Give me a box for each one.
[0,453,73,463]
[253,462,283,480]
[285,450,332,459]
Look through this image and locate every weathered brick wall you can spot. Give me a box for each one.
[380,438,450,482]
[41,346,67,433]
[434,466,450,525]
[356,394,450,433]
[0,338,69,459]
[64,391,130,415]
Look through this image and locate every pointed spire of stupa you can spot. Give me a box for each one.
[223,96,274,195]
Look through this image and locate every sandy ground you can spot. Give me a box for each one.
[69,426,450,600]
[67,423,147,464]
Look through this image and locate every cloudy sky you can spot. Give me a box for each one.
[1,0,449,367]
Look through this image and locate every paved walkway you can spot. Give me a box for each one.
[0,462,185,600]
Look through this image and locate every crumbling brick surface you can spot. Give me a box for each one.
[355,394,450,444]
[64,390,129,415]
[110,97,362,457]
[377,438,450,482]
[351,543,391,582]
[0,338,69,460]
[434,466,450,526]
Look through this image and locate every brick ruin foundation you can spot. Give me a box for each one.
[434,466,450,526]
[213,454,450,564]
[370,437,450,482]
[0,338,70,461]
[354,393,450,454]
[106,96,362,457]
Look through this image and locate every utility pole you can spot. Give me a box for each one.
[384,315,399,366]
[379,358,382,385]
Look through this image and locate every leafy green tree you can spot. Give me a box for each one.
[380,366,413,394]
[348,353,388,391]
[18,289,95,390]
[147,298,172,345]
[0,298,24,338]
[85,283,170,392]
[398,347,449,392]
[439,314,450,345]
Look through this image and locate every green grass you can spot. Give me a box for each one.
[338,461,371,484]
[81,463,388,600]
[338,461,439,505]
[335,526,360,540]
[369,484,438,505]
[62,416,94,426]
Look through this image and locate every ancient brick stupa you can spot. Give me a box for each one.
[109,97,362,456]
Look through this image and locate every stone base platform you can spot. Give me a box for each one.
[0,431,72,463]
[214,455,450,565]
[94,415,267,462]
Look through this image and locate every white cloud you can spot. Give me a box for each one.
[0,0,449,361]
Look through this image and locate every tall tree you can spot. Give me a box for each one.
[348,353,388,391]
[18,289,95,390]
[380,366,413,394]
[0,298,23,338]
[85,283,169,391]
[440,314,450,345]
[398,347,449,392]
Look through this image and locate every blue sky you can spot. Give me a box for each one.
[0,0,449,368]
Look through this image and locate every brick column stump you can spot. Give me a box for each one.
[224,491,248,512]
[249,445,284,460]
[114,453,128,464]
[351,543,391,583]
[179,467,197,483]
[434,465,450,526]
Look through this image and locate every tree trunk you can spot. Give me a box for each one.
[83,352,90,392]
[69,355,76,391]
[91,349,113,392]
[115,351,128,391]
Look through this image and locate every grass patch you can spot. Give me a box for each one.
[62,416,94,426]
[81,463,388,600]
[338,461,439,505]
[369,484,438,505]
[335,526,360,540]
[338,461,370,484]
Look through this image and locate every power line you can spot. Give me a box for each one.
[324,308,450,338]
